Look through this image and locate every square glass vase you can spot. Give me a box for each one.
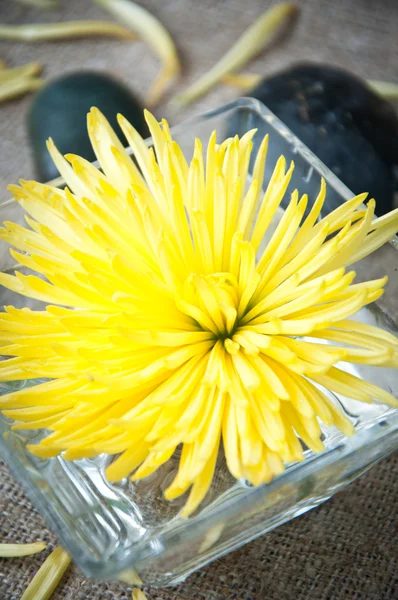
[0,98,397,587]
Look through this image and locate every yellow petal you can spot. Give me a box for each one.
[132,589,148,600]
[95,0,180,105]
[0,542,46,558]
[20,547,71,600]
[172,3,298,106]
[0,21,135,42]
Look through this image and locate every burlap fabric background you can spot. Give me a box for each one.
[0,1,397,598]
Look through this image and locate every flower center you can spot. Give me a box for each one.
[182,272,243,345]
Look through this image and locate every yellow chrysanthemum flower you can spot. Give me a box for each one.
[1,109,398,517]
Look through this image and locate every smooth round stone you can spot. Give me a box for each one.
[27,71,149,182]
[248,63,398,216]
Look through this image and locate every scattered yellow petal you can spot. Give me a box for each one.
[132,589,148,600]
[20,547,71,600]
[94,0,180,106]
[171,2,297,107]
[119,568,143,585]
[0,542,46,558]
[0,21,136,42]
[0,76,44,103]
[367,79,398,100]
[198,523,225,552]
[13,0,58,8]
[0,62,42,83]
[222,72,262,90]
[0,62,43,103]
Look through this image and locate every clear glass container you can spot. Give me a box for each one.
[0,98,397,587]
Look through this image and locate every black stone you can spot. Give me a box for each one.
[248,63,398,216]
[27,71,149,182]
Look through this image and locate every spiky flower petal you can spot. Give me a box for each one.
[1,108,397,517]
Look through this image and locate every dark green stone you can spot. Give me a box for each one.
[27,71,149,182]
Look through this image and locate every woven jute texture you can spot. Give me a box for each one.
[0,1,397,599]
